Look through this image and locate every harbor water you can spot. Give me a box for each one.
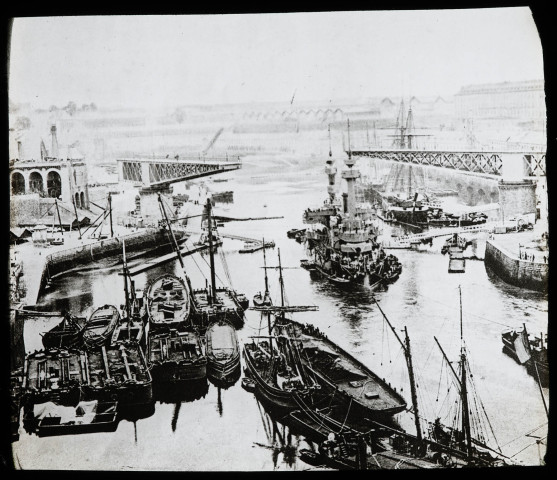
[12,156,548,470]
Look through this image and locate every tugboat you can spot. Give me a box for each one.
[301,120,402,288]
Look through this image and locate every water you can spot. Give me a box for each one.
[12,158,548,470]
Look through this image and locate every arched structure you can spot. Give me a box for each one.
[11,172,25,195]
[29,172,44,194]
[46,170,62,198]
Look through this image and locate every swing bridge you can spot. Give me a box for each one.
[116,154,242,188]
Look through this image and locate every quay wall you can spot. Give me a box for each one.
[38,228,185,294]
[484,240,548,292]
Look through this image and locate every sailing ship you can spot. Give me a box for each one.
[502,324,548,387]
[145,195,207,383]
[253,238,273,307]
[206,318,241,383]
[302,121,402,287]
[82,305,120,348]
[41,313,86,349]
[243,250,321,411]
[111,240,146,347]
[189,198,246,330]
[370,291,514,468]
[274,319,407,424]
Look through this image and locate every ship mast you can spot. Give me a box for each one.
[54,199,64,237]
[325,124,338,207]
[374,298,422,444]
[206,198,217,304]
[262,237,270,298]
[458,285,473,457]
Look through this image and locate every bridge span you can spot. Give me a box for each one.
[350,149,546,177]
[117,154,242,188]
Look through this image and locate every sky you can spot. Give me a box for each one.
[8,8,544,109]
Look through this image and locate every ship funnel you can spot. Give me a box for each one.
[17,141,24,160]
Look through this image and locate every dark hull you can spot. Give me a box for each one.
[86,381,153,407]
[242,348,302,411]
[279,320,407,421]
[42,331,83,350]
[150,361,207,382]
[36,404,119,437]
[207,353,241,380]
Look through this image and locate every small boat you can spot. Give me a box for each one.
[145,274,191,329]
[28,400,119,437]
[206,319,241,381]
[287,228,306,239]
[239,241,261,253]
[41,314,86,349]
[298,449,324,467]
[502,324,548,387]
[300,259,317,271]
[233,292,249,310]
[241,376,256,393]
[83,305,120,347]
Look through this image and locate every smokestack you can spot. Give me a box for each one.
[17,141,24,160]
[51,125,59,159]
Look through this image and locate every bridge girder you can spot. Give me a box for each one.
[118,156,242,187]
[351,150,546,177]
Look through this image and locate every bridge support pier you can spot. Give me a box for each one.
[498,180,537,222]
[497,153,537,222]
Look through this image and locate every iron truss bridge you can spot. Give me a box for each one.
[117,154,242,187]
[350,149,546,177]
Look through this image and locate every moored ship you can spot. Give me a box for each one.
[301,122,402,287]
[206,318,241,382]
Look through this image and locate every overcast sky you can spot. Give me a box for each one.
[8,8,544,109]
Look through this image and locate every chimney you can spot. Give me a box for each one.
[17,141,24,160]
[51,125,59,159]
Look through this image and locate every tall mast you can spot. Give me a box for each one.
[206,198,217,303]
[122,240,131,334]
[158,194,185,271]
[459,285,473,457]
[277,249,285,318]
[404,326,422,444]
[373,298,422,443]
[72,196,82,239]
[262,237,269,295]
[108,192,114,238]
[54,199,64,235]
[347,118,352,160]
[328,123,332,157]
